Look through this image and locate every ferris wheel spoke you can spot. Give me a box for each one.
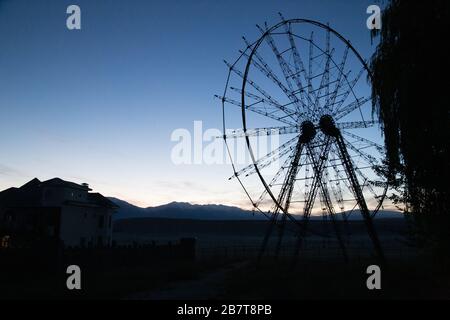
[333,66,365,112]
[289,31,347,110]
[341,136,379,165]
[322,28,332,114]
[335,138,380,176]
[330,170,357,220]
[341,141,383,192]
[230,136,298,179]
[279,13,308,83]
[307,32,314,116]
[353,165,383,206]
[301,28,334,120]
[224,59,277,105]
[334,97,371,120]
[336,120,379,130]
[332,178,346,213]
[329,45,350,110]
[229,86,297,121]
[312,50,336,118]
[275,143,305,212]
[342,130,384,153]
[278,13,311,109]
[254,152,294,208]
[329,146,353,195]
[237,44,305,117]
[256,23,306,113]
[216,95,297,126]
[224,125,300,138]
[326,155,346,213]
[223,60,296,120]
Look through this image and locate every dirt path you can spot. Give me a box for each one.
[126,261,248,300]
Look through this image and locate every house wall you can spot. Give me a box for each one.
[41,186,88,207]
[59,205,114,247]
[0,207,61,247]
[1,182,115,248]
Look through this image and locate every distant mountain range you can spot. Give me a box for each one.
[108,197,404,221]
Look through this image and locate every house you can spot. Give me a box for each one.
[0,178,118,248]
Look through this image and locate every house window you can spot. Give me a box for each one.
[1,235,10,248]
[80,237,86,247]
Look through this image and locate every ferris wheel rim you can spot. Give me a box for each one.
[240,18,386,218]
[220,17,389,222]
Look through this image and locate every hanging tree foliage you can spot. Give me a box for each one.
[369,0,450,215]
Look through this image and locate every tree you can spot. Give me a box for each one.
[370,1,450,256]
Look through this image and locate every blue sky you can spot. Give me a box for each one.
[0,0,381,208]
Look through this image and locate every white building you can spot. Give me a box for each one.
[0,178,118,248]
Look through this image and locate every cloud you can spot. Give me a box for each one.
[0,163,27,177]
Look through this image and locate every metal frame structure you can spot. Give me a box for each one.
[218,14,388,263]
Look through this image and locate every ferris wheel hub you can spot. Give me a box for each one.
[299,120,316,143]
[319,114,339,137]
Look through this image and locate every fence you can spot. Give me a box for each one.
[0,238,196,274]
[197,239,420,262]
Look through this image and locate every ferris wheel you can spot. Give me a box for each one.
[218,14,391,262]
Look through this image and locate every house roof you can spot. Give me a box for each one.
[88,193,119,209]
[18,178,91,191]
[40,178,92,191]
[0,186,42,207]
[0,178,118,210]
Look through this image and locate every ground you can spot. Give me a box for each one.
[126,256,450,300]
[1,255,449,299]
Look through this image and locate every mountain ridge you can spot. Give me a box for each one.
[108,197,404,221]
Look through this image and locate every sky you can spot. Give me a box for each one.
[0,0,382,208]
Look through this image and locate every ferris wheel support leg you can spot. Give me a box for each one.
[291,139,331,267]
[274,145,305,259]
[257,211,280,264]
[291,222,309,269]
[257,140,305,264]
[308,145,348,262]
[321,193,349,262]
[334,132,386,264]
[274,213,288,259]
